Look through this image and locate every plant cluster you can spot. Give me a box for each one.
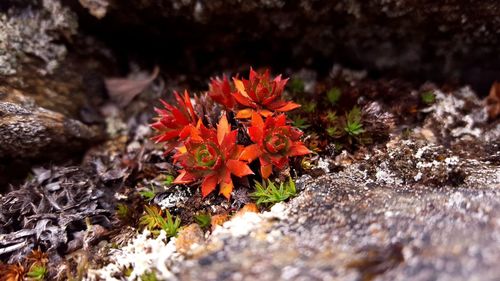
[251,177,297,207]
[0,249,49,281]
[288,83,382,151]
[139,205,181,237]
[151,68,311,199]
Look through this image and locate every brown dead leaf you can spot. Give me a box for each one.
[105,66,160,107]
[485,81,500,120]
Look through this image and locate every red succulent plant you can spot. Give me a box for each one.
[208,68,300,118]
[240,113,311,179]
[151,90,198,153]
[173,114,253,199]
[208,75,237,110]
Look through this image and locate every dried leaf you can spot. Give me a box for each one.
[105,66,160,107]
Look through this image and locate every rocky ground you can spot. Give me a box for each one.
[1,1,499,281]
[82,85,499,281]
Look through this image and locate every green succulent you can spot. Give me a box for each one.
[251,178,297,207]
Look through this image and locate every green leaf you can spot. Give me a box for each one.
[326,111,338,123]
[344,106,364,136]
[303,102,317,113]
[27,265,47,280]
[292,116,310,129]
[195,213,211,229]
[326,126,340,137]
[139,205,181,238]
[251,178,297,207]
[141,272,158,281]
[164,174,175,186]
[139,189,156,201]
[421,91,436,104]
[288,78,305,94]
[116,203,130,220]
[326,87,341,105]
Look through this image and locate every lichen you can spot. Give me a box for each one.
[0,0,77,75]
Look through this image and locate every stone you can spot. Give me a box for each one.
[72,0,500,92]
[175,223,205,256]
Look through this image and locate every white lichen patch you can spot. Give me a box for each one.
[0,0,77,75]
[423,87,490,141]
[316,157,331,173]
[85,230,182,281]
[212,203,287,239]
[368,138,465,186]
[157,186,191,210]
[375,165,403,185]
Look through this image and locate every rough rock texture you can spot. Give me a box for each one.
[86,86,499,281]
[170,87,499,281]
[0,86,100,159]
[0,0,78,76]
[71,0,500,92]
[0,0,115,186]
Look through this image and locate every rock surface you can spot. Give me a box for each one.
[171,87,499,281]
[0,0,114,186]
[85,85,499,281]
[72,0,500,92]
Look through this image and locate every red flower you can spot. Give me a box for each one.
[209,68,300,118]
[173,114,253,199]
[151,90,198,153]
[240,113,311,179]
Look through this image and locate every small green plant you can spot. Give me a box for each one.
[139,205,181,238]
[291,115,310,130]
[27,265,47,280]
[326,87,341,105]
[288,78,305,94]
[116,203,130,220]
[140,271,158,281]
[163,175,175,186]
[251,178,297,206]
[194,213,211,229]
[302,101,317,113]
[421,91,436,104]
[344,106,364,136]
[139,185,156,201]
[326,111,338,123]
[326,126,341,137]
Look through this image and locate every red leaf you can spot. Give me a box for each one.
[217,113,230,145]
[174,170,196,184]
[240,144,262,162]
[248,127,263,144]
[201,174,218,198]
[260,159,273,179]
[235,108,253,119]
[251,112,265,128]
[289,143,312,156]
[226,160,254,177]
[275,101,301,112]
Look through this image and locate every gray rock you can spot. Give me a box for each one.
[173,87,500,281]
[0,0,78,76]
[73,0,500,91]
[0,88,100,159]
